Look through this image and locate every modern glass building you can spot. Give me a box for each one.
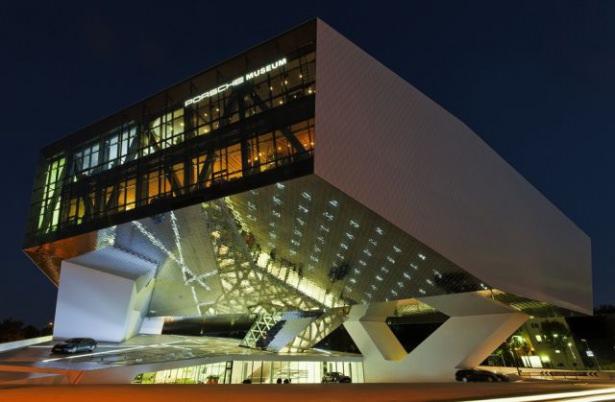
[22,19,592,384]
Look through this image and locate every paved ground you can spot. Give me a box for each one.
[2,382,615,402]
[0,334,359,372]
[0,335,363,384]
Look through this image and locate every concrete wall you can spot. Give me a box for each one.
[53,259,155,342]
[314,20,592,314]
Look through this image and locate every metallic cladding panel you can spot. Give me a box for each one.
[314,20,592,314]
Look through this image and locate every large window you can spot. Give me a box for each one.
[103,123,138,170]
[133,360,363,385]
[29,48,316,244]
[145,108,185,156]
[37,156,66,232]
[72,142,99,178]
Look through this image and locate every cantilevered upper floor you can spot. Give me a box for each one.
[25,20,317,249]
[25,19,592,317]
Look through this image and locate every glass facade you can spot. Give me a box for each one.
[25,21,316,249]
[133,359,363,385]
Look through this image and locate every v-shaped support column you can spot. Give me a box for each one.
[344,292,528,382]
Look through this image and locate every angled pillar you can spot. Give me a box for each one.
[344,292,528,382]
[53,247,157,343]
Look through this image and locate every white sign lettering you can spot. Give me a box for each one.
[184,57,288,107]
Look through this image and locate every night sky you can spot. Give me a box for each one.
[1,2,613,327]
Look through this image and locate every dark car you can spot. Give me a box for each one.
[322,372,352,383]
[51,338,97,354]
[456,369,509,383]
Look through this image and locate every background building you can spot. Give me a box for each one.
[21,19,592,383]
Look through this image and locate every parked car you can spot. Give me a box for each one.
[51,338,97,354]
[322,372,352,383]
[456,369,509,382]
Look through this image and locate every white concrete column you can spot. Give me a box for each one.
[53,247,157,343]
[344,292,528,382]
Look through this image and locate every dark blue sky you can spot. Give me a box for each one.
[0,2,613,326]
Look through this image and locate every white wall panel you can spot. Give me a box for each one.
[53,261,135,342]
[314,20,592,314]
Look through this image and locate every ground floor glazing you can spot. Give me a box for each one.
[133,359,364,384]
